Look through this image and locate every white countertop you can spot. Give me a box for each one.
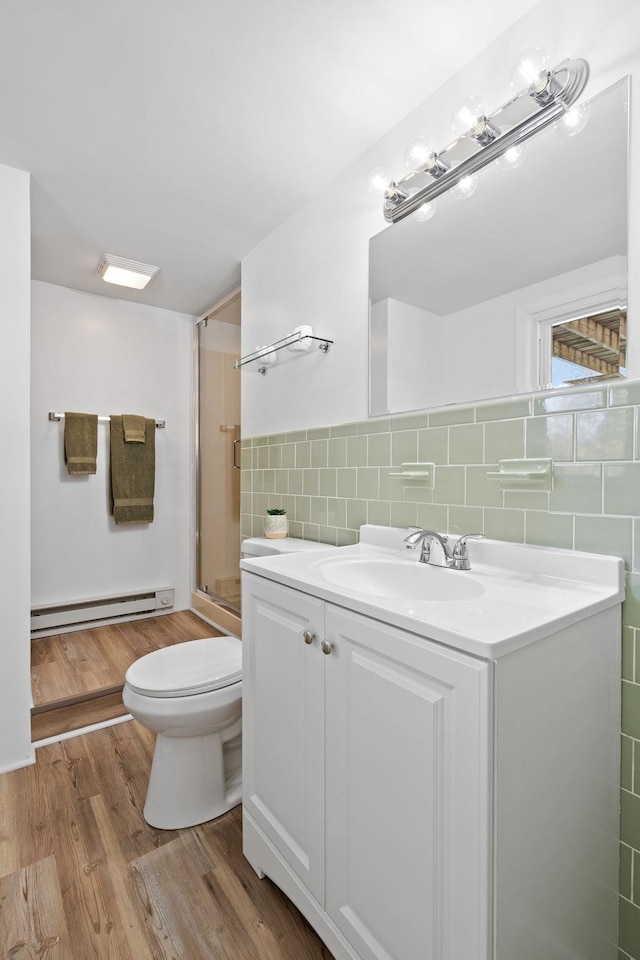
[240,526,625,660]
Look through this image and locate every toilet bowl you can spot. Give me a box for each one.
[123,635,243,829]
[124,535,329,830]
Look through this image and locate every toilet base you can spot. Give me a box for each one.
[144,723,242,830]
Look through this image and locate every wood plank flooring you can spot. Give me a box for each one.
[0,720,335,960]
[31,612,221,741]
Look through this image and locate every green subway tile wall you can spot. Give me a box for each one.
[241,380,640,957]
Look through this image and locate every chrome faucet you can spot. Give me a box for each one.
[404,529,484,570]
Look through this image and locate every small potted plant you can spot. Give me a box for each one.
[264,507,288,539]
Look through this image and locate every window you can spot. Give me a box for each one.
[550,309,626,387]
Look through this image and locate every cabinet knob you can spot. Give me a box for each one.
[321,639,334,656]
[302,630,316,645]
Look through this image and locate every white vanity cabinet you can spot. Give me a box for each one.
[243,573,492,960]
[323,603,491,960]
[242,575,326,904]
[241,534,621,960]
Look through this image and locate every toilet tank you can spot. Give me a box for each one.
[241,537,331,559]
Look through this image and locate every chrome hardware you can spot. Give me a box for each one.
[450,533,484,571]
[303,630,316,645]
[425,152,450,178]
[419,538,432,565]
[49,411,166,428]
[234,330,333,373]
[404,529,449,565]
[404,526,423,546]
[383,56,589,224]
[403,528,483,570]
[321,639,333,655]
[233,438,241,469]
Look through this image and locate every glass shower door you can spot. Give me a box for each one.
[196,294,241,614]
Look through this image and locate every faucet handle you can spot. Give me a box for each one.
[451,533,484,570]
[454,532,484,547]
[404,527,426,547]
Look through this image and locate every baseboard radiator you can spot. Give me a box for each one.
[31,588,174,636]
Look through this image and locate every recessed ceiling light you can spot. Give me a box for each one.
[96,254,159,290]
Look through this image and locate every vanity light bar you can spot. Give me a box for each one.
[384,57,589,224]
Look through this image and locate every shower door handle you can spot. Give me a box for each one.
[233,439,241,469]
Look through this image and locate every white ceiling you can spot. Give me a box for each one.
[0,0,540,316]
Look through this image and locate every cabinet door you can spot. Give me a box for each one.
[325,606,492,960]
[242,573,326,904]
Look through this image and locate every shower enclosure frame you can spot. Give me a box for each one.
[192,288,242,638]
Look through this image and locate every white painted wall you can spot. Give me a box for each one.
[241,0,640,436]
[31,281,194,610]
[0,163,32,771]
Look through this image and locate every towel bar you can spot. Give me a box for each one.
[49,412,166,428]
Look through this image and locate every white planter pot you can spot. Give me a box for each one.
[264,514,288,539]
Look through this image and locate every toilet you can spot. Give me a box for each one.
[123,535,328,830]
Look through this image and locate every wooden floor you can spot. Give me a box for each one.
[0,720,334,959]
[31,612,220,741]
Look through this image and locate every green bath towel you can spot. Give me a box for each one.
[64,412,98,475]
[110,415,155,524]
[122,414,146,443]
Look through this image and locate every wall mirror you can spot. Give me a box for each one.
[369,77,629,417]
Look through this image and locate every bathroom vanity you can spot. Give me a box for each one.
[241,526,623,960]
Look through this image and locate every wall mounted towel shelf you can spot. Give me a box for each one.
[49,412,166,428]
[388,462,435,487]
[235,330,333,375]
[487,458,553,487]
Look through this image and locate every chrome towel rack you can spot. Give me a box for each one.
[48,412,166,428]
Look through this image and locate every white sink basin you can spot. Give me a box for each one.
[320,556,485,601]
[241,525,625,659]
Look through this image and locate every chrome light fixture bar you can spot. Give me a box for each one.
[384,57,589,224]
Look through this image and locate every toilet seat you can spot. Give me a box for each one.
[125,635,242,698]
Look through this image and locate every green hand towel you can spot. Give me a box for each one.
[122,414,146,443]
[110,415,155,524]
[64,412,98,475]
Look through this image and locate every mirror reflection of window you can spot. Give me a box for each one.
[551,309,627,387]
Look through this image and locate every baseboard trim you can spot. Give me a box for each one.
[0,749,36,774]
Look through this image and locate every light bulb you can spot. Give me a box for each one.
[450,174,478,200]
[496,143,527,170]
[413,200,436,223]
[509,47,551,93]
[408,190,437,222]
[451,96,486,137]
[367,166,392,195]
[404,138,434,171]
[554,102,590,138]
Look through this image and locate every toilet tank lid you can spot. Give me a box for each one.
[241,536,332,557]
[125,635,242,697]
